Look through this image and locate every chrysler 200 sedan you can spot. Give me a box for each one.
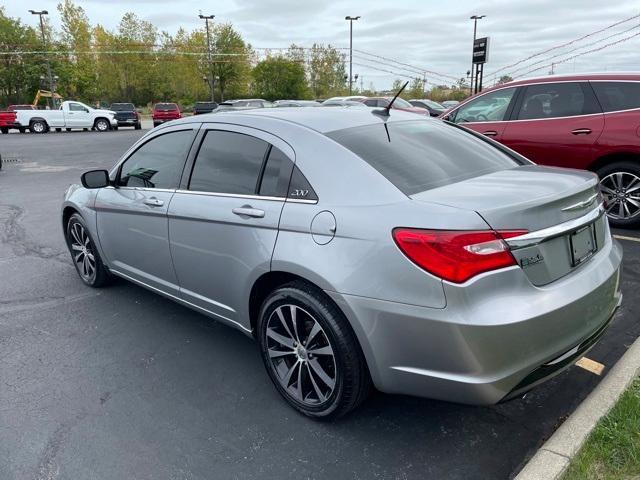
[62,107,622,419]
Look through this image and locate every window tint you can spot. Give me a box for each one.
[517,82,599,120]
[592,81,640,112]
[259,147,294,197]
[189,130,269,194]
[453,87,516,123]
[119,130,194,189]
[155,103,178,111]
[69,103,87,112]
[364,99,378,107]
[110,103,135,111]
[326,120,518,195]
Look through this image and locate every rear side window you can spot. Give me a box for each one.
[516,82,600,119]
[326,120,518,195]
[591,81,640,112]
[258,147,294,197]
[119,130,194,189]
[189,130,269,194]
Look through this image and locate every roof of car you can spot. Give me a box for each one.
[167,106,428,133]
[489,72,640,90]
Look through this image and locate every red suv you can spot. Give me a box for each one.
[441,74,640,227]
[152,102,181,127]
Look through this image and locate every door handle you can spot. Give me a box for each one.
[232,206,265,218]
[571,128,592,135]
[143,197,164,207]
[483,130,498,136]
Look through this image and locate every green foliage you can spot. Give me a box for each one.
[307,44,347,99]
[252,56,308,101]
[563,378,640,480]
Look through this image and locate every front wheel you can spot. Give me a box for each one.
[257,282,371,419]
[65,214,112,287]
[597,161,640,228]
[94,118,109,132]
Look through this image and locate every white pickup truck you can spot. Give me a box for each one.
[15,101,118,134]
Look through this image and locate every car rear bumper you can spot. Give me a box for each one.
[327,236,623,405]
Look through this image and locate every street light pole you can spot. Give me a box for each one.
[29,9,56,108]
[199,13,215,102]
[345,16,360,95]
[469,15,485,95]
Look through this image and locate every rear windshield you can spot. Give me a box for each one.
[110,103,135,111]
[155,103,178,111]
[325,120,519,195]
[8,105,34,110]
[195,102,216,108]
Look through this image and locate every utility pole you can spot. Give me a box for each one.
[422,72,427,98]
[199,13,215,102]
[469,15,485,95]
[345,16,360,95]
[29,9,56,108]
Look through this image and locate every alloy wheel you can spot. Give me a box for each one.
[32,121,45,133]
[69,222,96,282]
[265,304,337,406]
[600,172,640,221]
[96,119,109,131]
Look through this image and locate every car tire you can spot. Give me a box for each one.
[0,127,7,134]
[65,213,112,288]
[597,161,640,228]
[94,118,109,132]
[30,120,47,134]
[19,127,26,133]
[135,122,142,130]
[257,281,371,419]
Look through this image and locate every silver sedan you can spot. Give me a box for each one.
[62,107,622,419]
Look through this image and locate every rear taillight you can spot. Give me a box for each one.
[392,229,528,283]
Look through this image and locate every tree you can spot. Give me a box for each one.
[211,23,252,101]
[497,75,513,85]
[252,56,307,101]
[307,44,346,98]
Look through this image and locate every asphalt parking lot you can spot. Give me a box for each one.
[1,130,639,480]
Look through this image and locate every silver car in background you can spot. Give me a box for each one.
[62,108,622,419]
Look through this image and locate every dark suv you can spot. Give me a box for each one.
[193,101,218,115]
[442,73,640,227]
[110,103,141,130]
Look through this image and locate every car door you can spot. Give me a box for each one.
[500,82,604,168]
[94,125,198,295]
[445,87,518,141]
[66,102,91,128]
[167,125,296,330]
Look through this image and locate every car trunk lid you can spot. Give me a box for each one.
[411,166,608,285]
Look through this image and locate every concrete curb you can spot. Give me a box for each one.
[515,333,640,480]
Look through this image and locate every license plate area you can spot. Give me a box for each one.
[570,223,597,267]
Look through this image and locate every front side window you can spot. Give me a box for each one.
[516,82,599,120]
[119,130,194,189]
[69,103,87,112]
[591,81,640,112]
[189,130,269,194]
[453,87,516,123]
[326,120,519,195]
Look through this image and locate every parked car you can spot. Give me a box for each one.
[273,100,321,107]
[321,99,367,107]
[441,100,460,109]
[359,97,429,115]
[152,103,181,127]
[14,100,117,133]
[110,103,141,130]
[441,73,640,227]
[323,96,367,103]
[63,108,622,419]
[0,110,23,133]
[193,101,218,115]
[7,104,36,111]
[409,99,447,117]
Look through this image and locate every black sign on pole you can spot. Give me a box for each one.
[472,36,490,65]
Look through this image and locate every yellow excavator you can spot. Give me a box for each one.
[32,90,63,109]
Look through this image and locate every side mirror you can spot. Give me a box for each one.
[81,169,110,189]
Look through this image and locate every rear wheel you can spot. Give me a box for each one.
[94,118,109,132]
[65,214,111,287]
[0,127,7,134]
[135,122,142,130]
[257,281,371,419]
[30,120,47,134]
[597,161,640,228]
[19,127,26,133]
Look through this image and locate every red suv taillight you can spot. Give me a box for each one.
[392,229,528,283]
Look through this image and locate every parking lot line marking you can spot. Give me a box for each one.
[575,357,605,376]
[613,234,640,243]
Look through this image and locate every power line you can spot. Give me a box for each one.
[353,49,459,81]
[506,22,640,77]
[489,12,640,76]
[514,30,640,78]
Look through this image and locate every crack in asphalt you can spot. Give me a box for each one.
[0,204,68,264]
[0,291,100,317]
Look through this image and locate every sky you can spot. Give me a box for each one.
[4,0,640,90]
